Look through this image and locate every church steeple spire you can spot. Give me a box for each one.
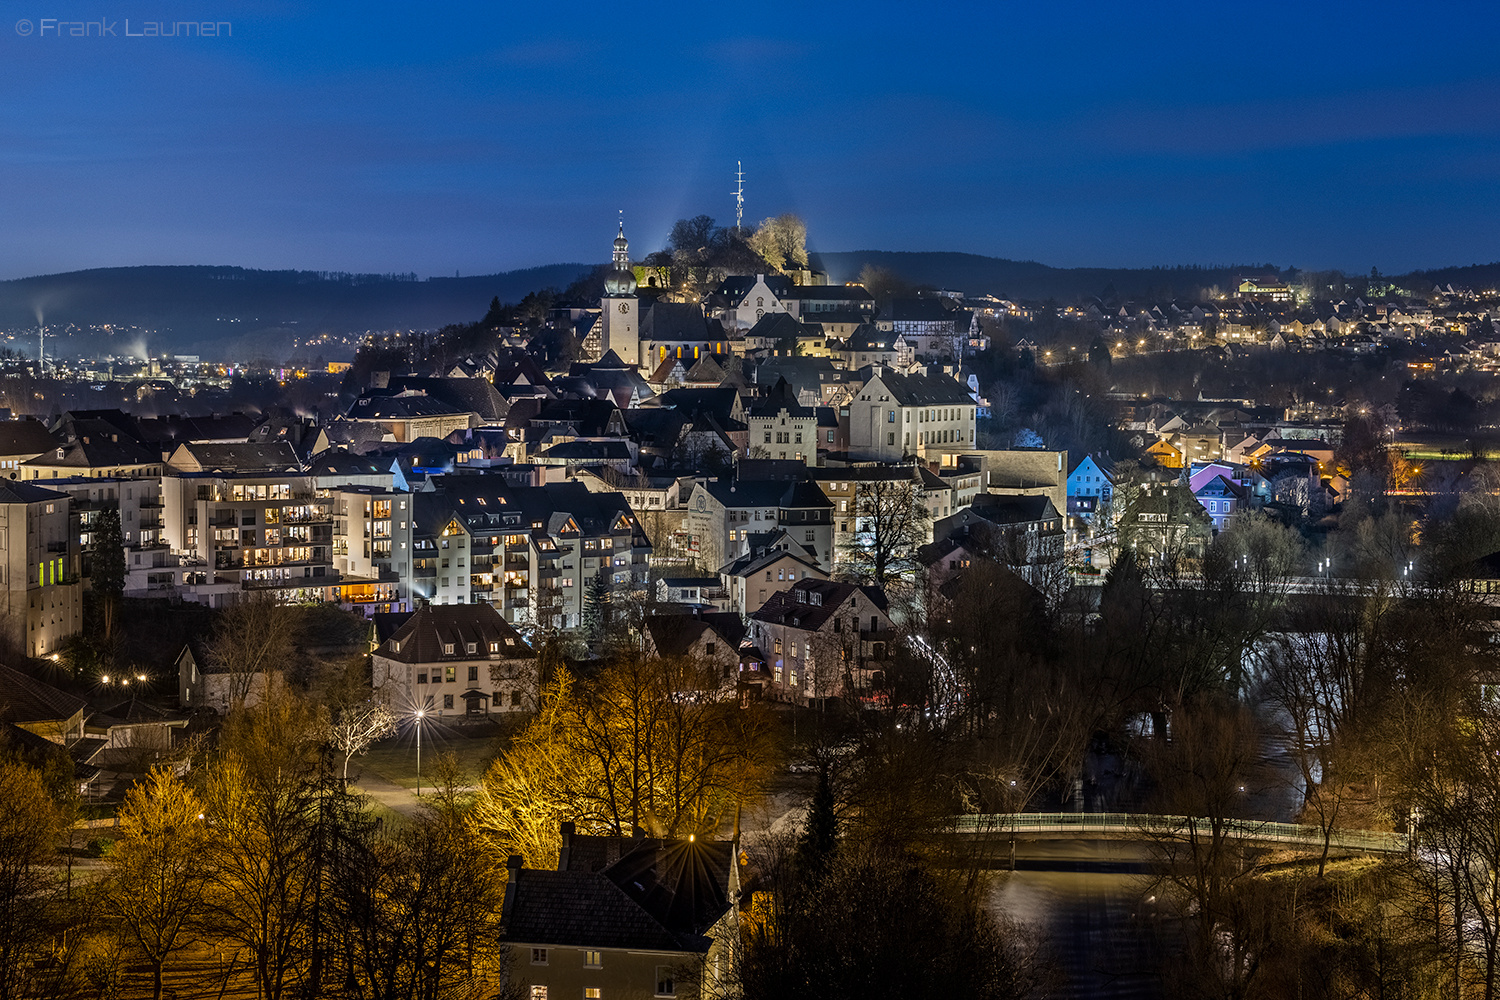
[612,211,630,268]
[604,212,637,297]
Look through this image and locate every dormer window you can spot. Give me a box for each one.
[466,643,477,654]
[443,643,455,655]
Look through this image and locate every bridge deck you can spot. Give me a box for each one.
[954,813,1407,854]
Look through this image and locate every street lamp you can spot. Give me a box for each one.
[413,707,426,797]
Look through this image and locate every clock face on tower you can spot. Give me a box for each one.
[618,303,628,313]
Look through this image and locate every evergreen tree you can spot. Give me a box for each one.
[797,766,838,880]
[93,506,126,640]
[580,571,610,649]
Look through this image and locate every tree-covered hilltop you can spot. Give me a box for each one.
[0,263,591,358]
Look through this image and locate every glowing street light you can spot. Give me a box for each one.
[413,707,427,797]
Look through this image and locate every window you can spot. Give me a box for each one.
[531,988,548,1000]
[443,643,455,655]
[469,665,479,681]
[584,950,602,967]
[532,948,548,965]
[656,967,676,996]
[443,694,453,710]
[887,410,895,423]
[512,690,522,707]
[417,673,428,684]
[446,666,456,682]
[490,641,499,653]
[585,991,602,1000]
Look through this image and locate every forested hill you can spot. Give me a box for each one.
[809,251,1287,302]
[0,263,591,358]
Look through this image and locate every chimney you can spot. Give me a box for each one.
[558,821,574,870]
[501,854,523,921]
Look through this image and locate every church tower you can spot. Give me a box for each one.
[599,220,640,366]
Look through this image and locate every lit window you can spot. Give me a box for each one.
[585,990,602,1000]
[584,950,601,967]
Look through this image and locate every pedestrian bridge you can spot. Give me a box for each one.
[953,812,1408,854]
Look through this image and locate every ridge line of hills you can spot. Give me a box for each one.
[3,254,1496,361]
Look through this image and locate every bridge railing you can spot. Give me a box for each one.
[952,812,1407,853]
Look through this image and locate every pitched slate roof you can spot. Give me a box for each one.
[641,301,726,342]
[698,476,831,511]
[0,481,70,505]
[747,377,814,419]
[783,284,874,304]
[744,312,806,343]
[172,442,303,473]
[309,450,397,478]
[376,602,534,664]
[27,428,159,470]
[717,545,824,580]
[872,371,975,407]
[749,578,888,630]
[386,377,509,422]
[504,868,688,951]
[504,831,736,953]
[713,274,793,302]
[347,393,468,420]
[0,420,59,457]
[644,615,743,659]
[0,663,89,725]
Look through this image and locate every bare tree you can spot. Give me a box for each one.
[328,701,395,783]
[1141,695,1273,999]
[206,595,300,709]
[842,478,931,586]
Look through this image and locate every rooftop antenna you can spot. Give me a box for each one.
[733,161,744,232]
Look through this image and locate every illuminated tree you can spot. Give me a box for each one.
[327,699,395,783]
[106,767,213,1000]
[204,686,327,1000]
[747,215,809,273]
[842,478,930,585]
[0,756,64,1000]
[474,659,779,866]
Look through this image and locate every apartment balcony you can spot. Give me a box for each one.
[537,567,562,581]
[280,511,333,526]
[138,498,165,510]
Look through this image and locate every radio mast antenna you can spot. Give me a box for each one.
[733,161,745,232]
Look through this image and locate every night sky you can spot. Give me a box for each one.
[4,0,1499,279]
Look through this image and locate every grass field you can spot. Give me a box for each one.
[353,725,504,789]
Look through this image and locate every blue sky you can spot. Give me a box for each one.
[2,0,1498,278]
